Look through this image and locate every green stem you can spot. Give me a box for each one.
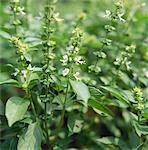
[27,89,38,121]
[59,79,69,128]
[94,44,105,68]
[138,110,141,123]
[44,74,50,147]
[51,79,69,147]
[13,10,17,34]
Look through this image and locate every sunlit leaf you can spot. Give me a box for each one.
[6,96,30,126]
[70,80,90,103]
[67,115,83,134]
[17,122,42,150]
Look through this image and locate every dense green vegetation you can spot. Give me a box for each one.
[0,0,148,149]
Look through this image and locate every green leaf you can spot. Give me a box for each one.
[122,90,135,103]
[23,73,39,89]
[0,30,11,39]
[129,131,140,149]
[17,122,42,150]
[0,79,20,87]
[101,86,131,104]
[70,80,90,103]
[28,73,39,83]
[96,137,120,145]
[142,108,148,119]
[118,71,135,87]
[24,52,32,62]
[0,64,15,72]
[133,121,148,136]
[67,115,83,134]
[95,137,128,149]
[88,99,113,116]
[6,96,30,126]
[1,137,18,150]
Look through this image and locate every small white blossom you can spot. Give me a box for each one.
[114,58,121,65]
[60,55,68,66]
[66,45,74,51]
[17,7,25,15]
[62,68,70,76]
[74,47,79,52]
[72,27,83,35]
[27,64,34,71]
[12,68,20,76]
[73,71,80,80]
[21,70,28,78]
[104,10,111,18]
[53,12,63,22]
[74,56,85,65]
[117,13,125,22]
[125,61,131,70]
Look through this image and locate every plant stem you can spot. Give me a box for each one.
[44,74,50,147]
[51,79,69,147]
[59,79,69,127]
[13,10,17,34]
[94,44,105,68]
[26,89,38,121]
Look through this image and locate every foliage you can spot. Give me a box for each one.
[0,0,148,149]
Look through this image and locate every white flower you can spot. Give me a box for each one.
[74,56,85,65]
[66,45,74,51]
[60,55,68,65]
[104,10,111,18]
[12,68,20,76]
[21,70,28,78]
[125,61,131,70]
[74,47,79,53]
[114,58,121,65]
[17,7,26,15]
[72,27,83,34]
[27,64,34,71]
[117,13,126,22]
[53,12,64,22]
[73,72,80,80]
[75,47,79,51]
[62,68,70,76]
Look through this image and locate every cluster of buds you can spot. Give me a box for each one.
[10,36,28,53]
[10,0,26,27]
[42,2,63,44]
[10,36,31,68]
[61,27,85,80]
[104,1,126,23]
[114,44,136,70]
[133,87,145,111]
[42,2,63,78]
[88,65,101,74]
[10,0,25,15]
[10,36,31,63]
[89,2,123,75]
[104,25,115,33]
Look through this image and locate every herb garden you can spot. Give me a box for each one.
[0,0,148,149]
